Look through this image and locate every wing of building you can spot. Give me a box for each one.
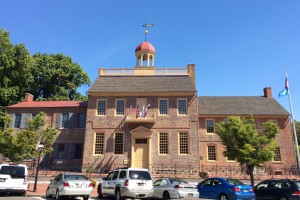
[5,41,295,177]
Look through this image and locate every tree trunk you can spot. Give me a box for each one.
[247,165,255,186]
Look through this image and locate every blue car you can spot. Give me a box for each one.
[197,178,255,200]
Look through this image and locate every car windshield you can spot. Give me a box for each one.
[169,178,188,185]
[0,166,25,178]
[225,179,245,185]
[64,174,88,180]
[129,170,151,180]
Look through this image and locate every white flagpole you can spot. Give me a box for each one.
[285,70,300,171]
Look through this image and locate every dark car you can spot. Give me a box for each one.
[197,177,255,200]
[254,179,300,200]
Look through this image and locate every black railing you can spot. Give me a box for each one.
[26,162,300,179]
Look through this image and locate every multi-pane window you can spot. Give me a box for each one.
[207,146,216,161]
[14,114,21,128]
[97,100,106,115]
[74,143,83,159]
[78,113,86,128]
[159,99,168,115]
[95,133,104,155]
[179,132,188,154]
[57,144,65,159]
[136,139,147,144]
[116,100,125,115]
[61,113,69,128]
[159,133,168,154]
[178,99,187,115]
[274,147,281,162]
[114,133,123,154]
[206,119,215,133]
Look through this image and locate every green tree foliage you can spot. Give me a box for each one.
[0,29,91,126]
[215,116,279,186]
[0,112,57,164]
[30,53,90,101]
[0,29,33,124]
[295,120,300,146]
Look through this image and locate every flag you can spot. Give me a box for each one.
[136,104,140,118]
[126,102,132,116]
[144,102,151,117]
[35,137,41,150]
[278,77,289,98]
[141,105,145,117]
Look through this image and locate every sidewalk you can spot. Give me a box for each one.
[26,181,98,197]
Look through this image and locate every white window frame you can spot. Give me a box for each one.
[207,145,217,161]
[159,98,168,115]
[177,98,187,115]
[206,119,215,134]
[115,99,125,116]
[97,99,107,116]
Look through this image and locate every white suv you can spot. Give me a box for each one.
[97,167,153,200]
[0,164,29,196]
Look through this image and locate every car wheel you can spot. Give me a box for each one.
[55,189,61,200]
[279,196,288,200]
[163,191,170,200]
[83,195,89,200]
[46,187,52,198]
[115,189,124,200]
[219,193,228,200]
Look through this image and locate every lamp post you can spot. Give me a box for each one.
[33,144,44,192]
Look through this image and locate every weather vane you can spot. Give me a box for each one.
[142,23,154,41]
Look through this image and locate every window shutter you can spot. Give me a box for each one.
[69,113,74,128]
[20,114,25,128]
[9,114,15,128]
[56,113,62,128]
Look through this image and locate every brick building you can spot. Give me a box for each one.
[5,41,296,173]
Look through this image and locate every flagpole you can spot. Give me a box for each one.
[285,70,300,172]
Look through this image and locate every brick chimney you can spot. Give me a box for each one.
[187,64,195,83]
[23,93,34,102]
[263,87,272,97]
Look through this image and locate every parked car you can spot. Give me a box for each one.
[45,173,93,200]
[0,164,28,196]
[254,179,300,200]
[197,177,255,200]
[97,167,153,200]
[152,178,199,199]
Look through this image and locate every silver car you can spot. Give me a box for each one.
[45,173,94,200]
[153,178,199,199]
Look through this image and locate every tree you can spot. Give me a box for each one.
[30,53,90,101]
[0,112,57,164]
[295,120,300,146]
[0,29,33,125]
[215,116,279,186]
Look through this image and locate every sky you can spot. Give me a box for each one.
[1,0,300,120]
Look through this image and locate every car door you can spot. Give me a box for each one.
[198,179,212,198]
[255,180,274,200]
[49,174,62,194]
[102,172,113,195]
[107,170,119,195]
[210,178,223,199]
[153,179,163,198]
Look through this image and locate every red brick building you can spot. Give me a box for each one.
[5,41,296,174]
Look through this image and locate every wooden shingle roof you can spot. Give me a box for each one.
[198,96,290,116]
[88,76,196,93]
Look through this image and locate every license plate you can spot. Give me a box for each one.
[188,193,193,197]
[0,179,5,182]
[138,183,144,186]
[243,189,248,192]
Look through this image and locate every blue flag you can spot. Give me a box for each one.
[278,77,289,98]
